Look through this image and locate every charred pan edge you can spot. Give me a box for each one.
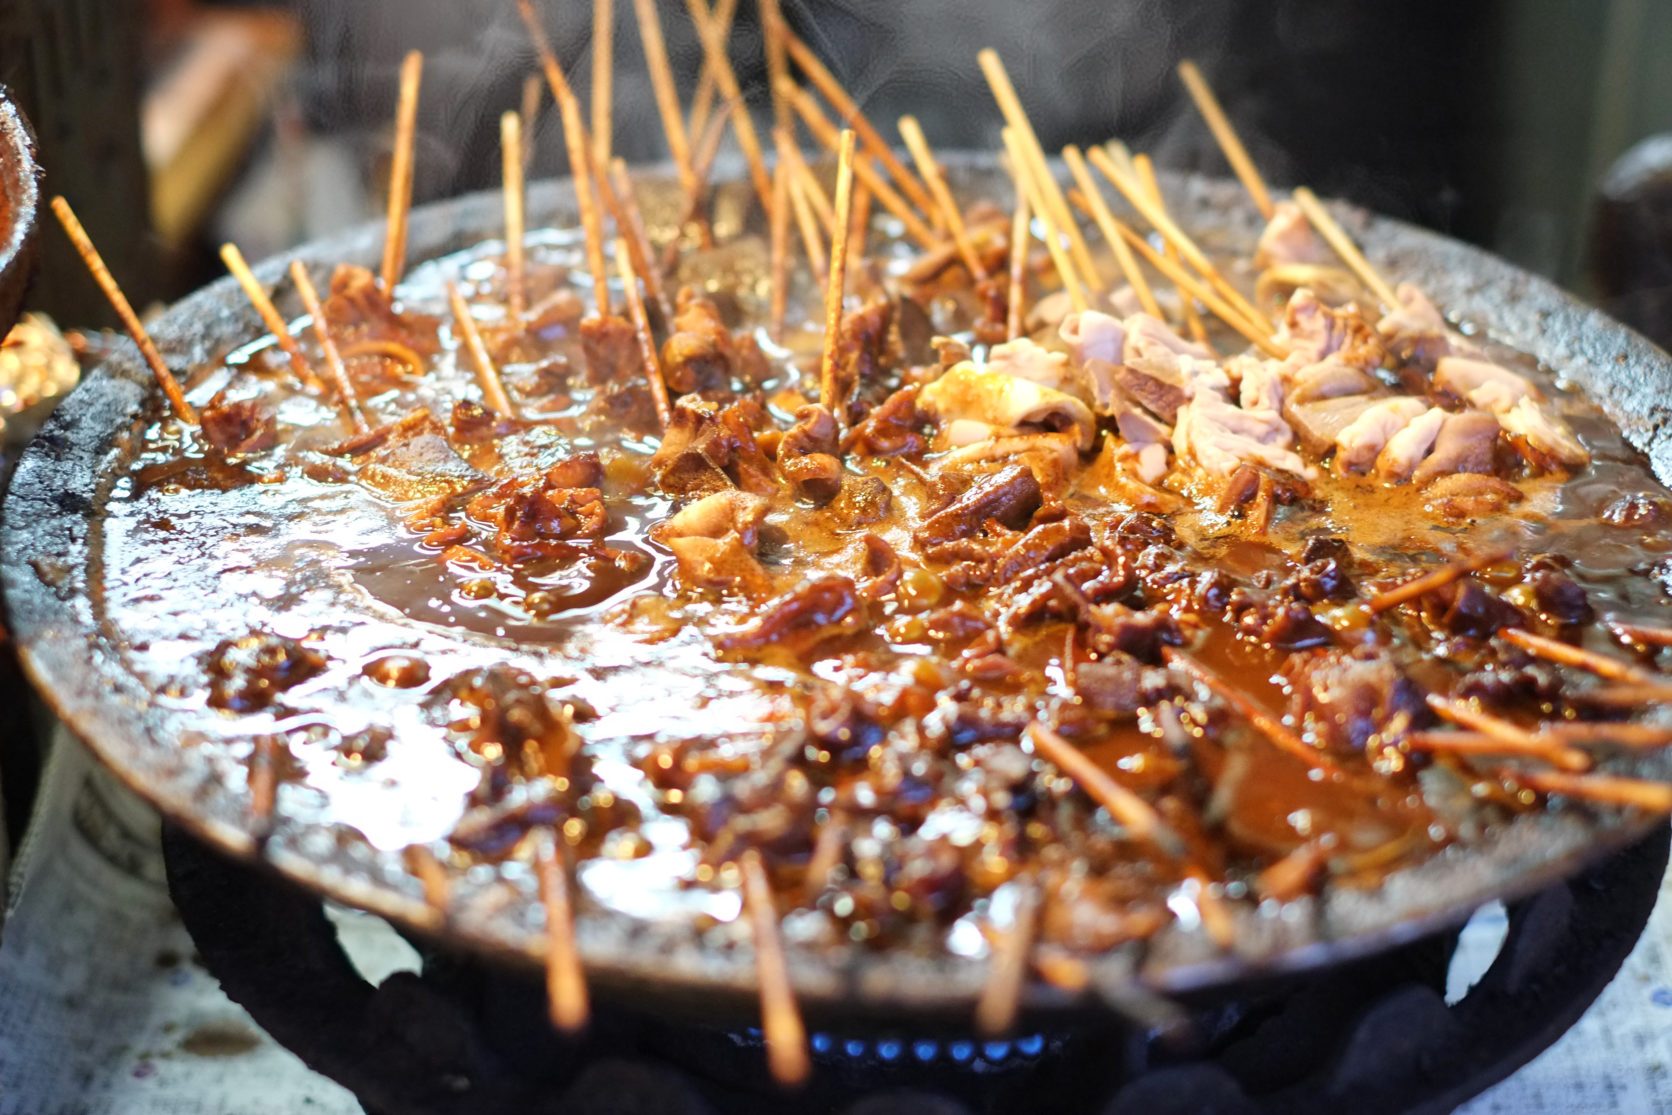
[5,157,1672,1023]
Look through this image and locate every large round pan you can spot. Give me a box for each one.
[6,158,1672,1023]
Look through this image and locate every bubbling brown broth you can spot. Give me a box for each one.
[92,184,1672,984]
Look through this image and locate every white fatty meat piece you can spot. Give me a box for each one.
[1433,356,1536,414]
[987,338,1075,393]
[1376,282,1447,339]
[1373,406,1447,481]
[1498,397,1590,468]
[1059,310,1126,367]
[1334,397,1428,473]
[1255,200,1330,269]
[919,362,1097,450]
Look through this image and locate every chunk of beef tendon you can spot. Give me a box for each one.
[713,576,864,653]
[579,314,640,385]
[652,490,773,599]
[347,409,491,502]
[776,403,843,504]
[827,298,898,420]
[320,264,442,354]
[1071,650,1148,715]
[1410,411,1502,487]
[1522,555,1593,625]
[842,383,927,458]
[914,462,1043,546]
[1283,556,1355,604]
[1285,647,1423,754]
[1423,473,1523,520]
[648,395,780,496]
[939,515,1094,592]
[199,398,277,456]
[464,455,607,562]
[1602,493,1672,528]
[205,632,328,711]
[659,289,740,394]
[1430,576,1526,639]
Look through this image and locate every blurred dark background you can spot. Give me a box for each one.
[4,0,1672,342]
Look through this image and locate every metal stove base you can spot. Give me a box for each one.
[162,822,1670,1115]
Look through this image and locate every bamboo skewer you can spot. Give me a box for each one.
[590,0,615,169]
[614,240,674,430]
[1583,683,1672,706]
[1501,627,1659,686]
[899,115,987,280]
[783,81,936,249]
[684,0,774,214]
[1163,648,1344,775]
[974,874,1040,1037]
[517,0,612,316]
[501,112,528,323]
[446,282,517,417]
[1026,724,1186,857]
[776,127,828,281]
[788,147,836,235]
[1502,769,1672,813]
[1134,153,1209,349]
[1408,721,1591,773]
[741,849,810,1086]
[977,50,1101,292]
[769,156,793,342]
[817,129,858,417]
[1424,696,1592,771]
[849,177,873,258]
[607,157,670,322]
[536,835,590,1033]
[627,0,697,200]
[1176,60,1274,220]
[248,734,279,835]
[1061,146,1161,319]
[781,32,936,223]
[1365,547,1512,614]
[381,51,424,291]
[289,261,368,433]
[1290,187,1400,310]
[1611,620,1672,647]
[219,243,315,386]
[1087,146,1270,333]
[1541,722,1672,747]
[1112,221,1284,358]
[53,197,197,424]
[758,0,793,135]
[520,73,543,170]
[403,843,451,924]
[1003,128,1087,315]
[1006,189,1029,341]
[686,0,738,141]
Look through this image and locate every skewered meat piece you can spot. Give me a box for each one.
[1433,356,1537,414]
[649,396,780,496]
[1285,648,1421,753]
[200,398,277,456]
[1333,397,1427,473]
[1276,288,1386,370]
[654,490,773,599]
[1423,473,1525,519]
[321,264,442,354]
[777,404,844,504]
[205,632,328,712]
[1498,397,1591,469]
[660,289,741,394]
[1255,199,1330,269]
[915,463,1043,546]
[1374,406,1447,481]
[919,361,1096,450]
[1410,411,1502,485]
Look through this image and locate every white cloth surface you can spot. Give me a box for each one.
[1,733,1671,1114]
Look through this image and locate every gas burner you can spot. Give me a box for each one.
[163,824,1669,1115]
